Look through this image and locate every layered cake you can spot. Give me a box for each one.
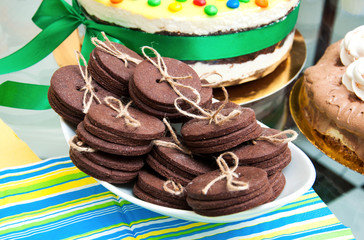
[77,0,300,86]
[303,25,364,168]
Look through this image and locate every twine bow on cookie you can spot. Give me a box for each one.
[91,32,142,68]
[75,51,102,113]
[153,118,192,155]
[104,96,141,128]
[141,46,201,104]
[69,135,95,153]
[254,129,298,144]
[163,179,184,196]
[202,152,249,195]
[175,87,241,125]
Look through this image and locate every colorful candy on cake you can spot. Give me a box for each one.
[77,0,301,86]
[303,25,364,170]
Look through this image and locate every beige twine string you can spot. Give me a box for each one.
[141,46,201,104]
[91,32,142,67]
[75,51,102,113]
[104,96,141,128]
[199,70,224,88]
[68,135,95,153]
[174,87,241,125]
[163,179,184,196]
[202,152,249,195]
[254,129,298,144]
[152,118,192,155]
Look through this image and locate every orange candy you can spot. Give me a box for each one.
[110,0,122,3]
[255,0,268,8]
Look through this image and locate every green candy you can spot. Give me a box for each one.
[176,0,187,2]
[239,0,250,2]
[204,5,218,16]
[148,0,161,7]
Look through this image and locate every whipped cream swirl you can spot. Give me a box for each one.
[342,57,364,101]
[340,25,364,66]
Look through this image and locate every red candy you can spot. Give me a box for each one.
[110,0,122,3]
[194,0,206,6]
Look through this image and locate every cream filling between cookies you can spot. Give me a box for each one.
[77,0,300,35]
[188,31,295,85]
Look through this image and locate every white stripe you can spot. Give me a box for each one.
[0,166,78,190]
[176,202,327,240]
[0,158,71,180]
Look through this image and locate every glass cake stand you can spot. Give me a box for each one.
[289,76,364,175]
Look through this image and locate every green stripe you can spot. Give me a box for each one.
[299,228,354,240]
[66,215,170,240]
[0,191,113,224]
[0,201,116,235]
[0,170,87,198]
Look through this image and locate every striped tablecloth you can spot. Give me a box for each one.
[0,156,355,240]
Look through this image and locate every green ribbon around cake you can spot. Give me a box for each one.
[0,0,300,110]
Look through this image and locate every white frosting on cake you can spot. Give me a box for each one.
[189,31,295,86]
[77,0,300,35]
[340,25,364,66]
[342,57,364,101]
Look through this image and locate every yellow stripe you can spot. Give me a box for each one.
[122,222,209,240]
[1,192,115,226]
[0,166,83,191]
[244,216,340,239]
[0,177,96,206]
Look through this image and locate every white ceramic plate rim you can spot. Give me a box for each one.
[61,118,316,223]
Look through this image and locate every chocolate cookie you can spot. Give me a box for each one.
[76,121,153,156]
[133,169,191,210]
[48,65,116,125]
[181,102,262,154]
[268,171,286,201]
[185,165,273,216]
[69,136,142,184]
[129,55,212,121]
[88,40,143,96]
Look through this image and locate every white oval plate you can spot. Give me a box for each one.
[61,119,316,223]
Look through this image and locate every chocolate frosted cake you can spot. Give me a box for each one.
[303,25,364,168]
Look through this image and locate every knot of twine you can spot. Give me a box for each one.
[152,118,192,155]
[68,135,95,153]
[202,152,249,195]
[75,51,102,113]
[91,32,142,67]
[254,129,298,144]
[163,179,184,196]
[104,96,141,128]
[141,46,201,104]
[175,87,241,125]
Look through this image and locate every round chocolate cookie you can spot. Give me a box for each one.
[225,128,290,164]
[181,102,262,154]
[48,65,116,125]
[185,166,269,200]
[69,137,141,184]
[133,169,191,210]
[185,166,272,216]
[86,104,165,140]
[76,122,153,156]
[88,41,143,96]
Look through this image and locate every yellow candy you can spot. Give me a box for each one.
[168,2,183,12]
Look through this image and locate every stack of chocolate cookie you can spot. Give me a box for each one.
[185,163,273,216]
[88,38,143,96]
[129,56,212,122]
[48,65,117,125]
[133,168,191,210]
[180,102,262,154]
[76,99,165,156]
[146,137,215,186]
[70,136,145,184]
